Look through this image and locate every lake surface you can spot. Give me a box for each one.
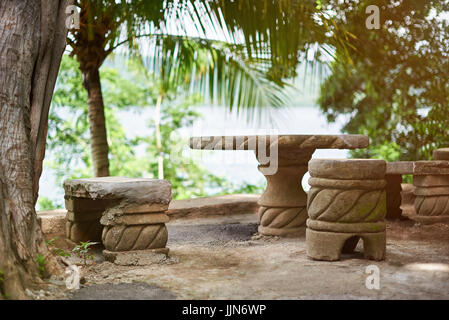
[38,105,350,208]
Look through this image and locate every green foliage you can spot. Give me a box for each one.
[210,0,354,82]
[319,0,449,160]
[35,254,48,279]
[144,95,221,199]
[69,1,299,115]
[45,55,263,206]
[68,0,358,116]
[72,241,99,265]
[142,93,265,199]
[139,36,292,115]
[226,182,265,195]
[37,197,62,211]
[350,141,402,162]
[53,248,72,258]
[47,55,149,184]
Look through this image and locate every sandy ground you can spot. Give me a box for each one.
[41,213,449,300]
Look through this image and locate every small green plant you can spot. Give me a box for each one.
[0,269,9,300]
[53,248,71,257]
[35,254,48,279]
[0,269,4,289]
[45,237,72,257]
[72,241,98,265]
[45,237,58,246]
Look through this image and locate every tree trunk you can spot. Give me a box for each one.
[155,94,164,179]
[83,68,110,177]
[0,0,69,299]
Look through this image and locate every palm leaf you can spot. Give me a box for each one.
[69,0,355,114]
[138,35,292,117]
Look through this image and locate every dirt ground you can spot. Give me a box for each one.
[40,213,449,300]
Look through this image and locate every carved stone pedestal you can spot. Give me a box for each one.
[64,197,111,243]
[63,177,172,264]
[256,151,312,237]
[410,161,449,224]
[101,209,169,254]
[306,159,387,261]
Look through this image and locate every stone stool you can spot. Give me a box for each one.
[63,177,172,263]
[410,161,449,224]
[306,159,387,261]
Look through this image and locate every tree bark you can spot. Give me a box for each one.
[83,68,110,177]
[0,0,69,299]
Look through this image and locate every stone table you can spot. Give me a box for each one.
[189,134,369,236]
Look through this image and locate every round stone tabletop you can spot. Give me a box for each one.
[189,134,369,151]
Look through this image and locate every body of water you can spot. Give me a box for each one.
[38,105,350,208]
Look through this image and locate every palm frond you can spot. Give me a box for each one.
[138,35,292,117]
[68,0,356,114]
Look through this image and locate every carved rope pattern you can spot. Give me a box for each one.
[307,188,386,223]
[258,206,307,229]
[102,224,168,252]
[415,195,449,216]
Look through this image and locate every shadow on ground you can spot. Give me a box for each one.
[69,282,176,300]
[167,222,259,245]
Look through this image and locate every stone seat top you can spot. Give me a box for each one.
[386,161,449,175]
[190,134,369,151]
[63,177,171,204]
[414,161,449,175]
[308,159,386,180]
[433,148,449,160]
